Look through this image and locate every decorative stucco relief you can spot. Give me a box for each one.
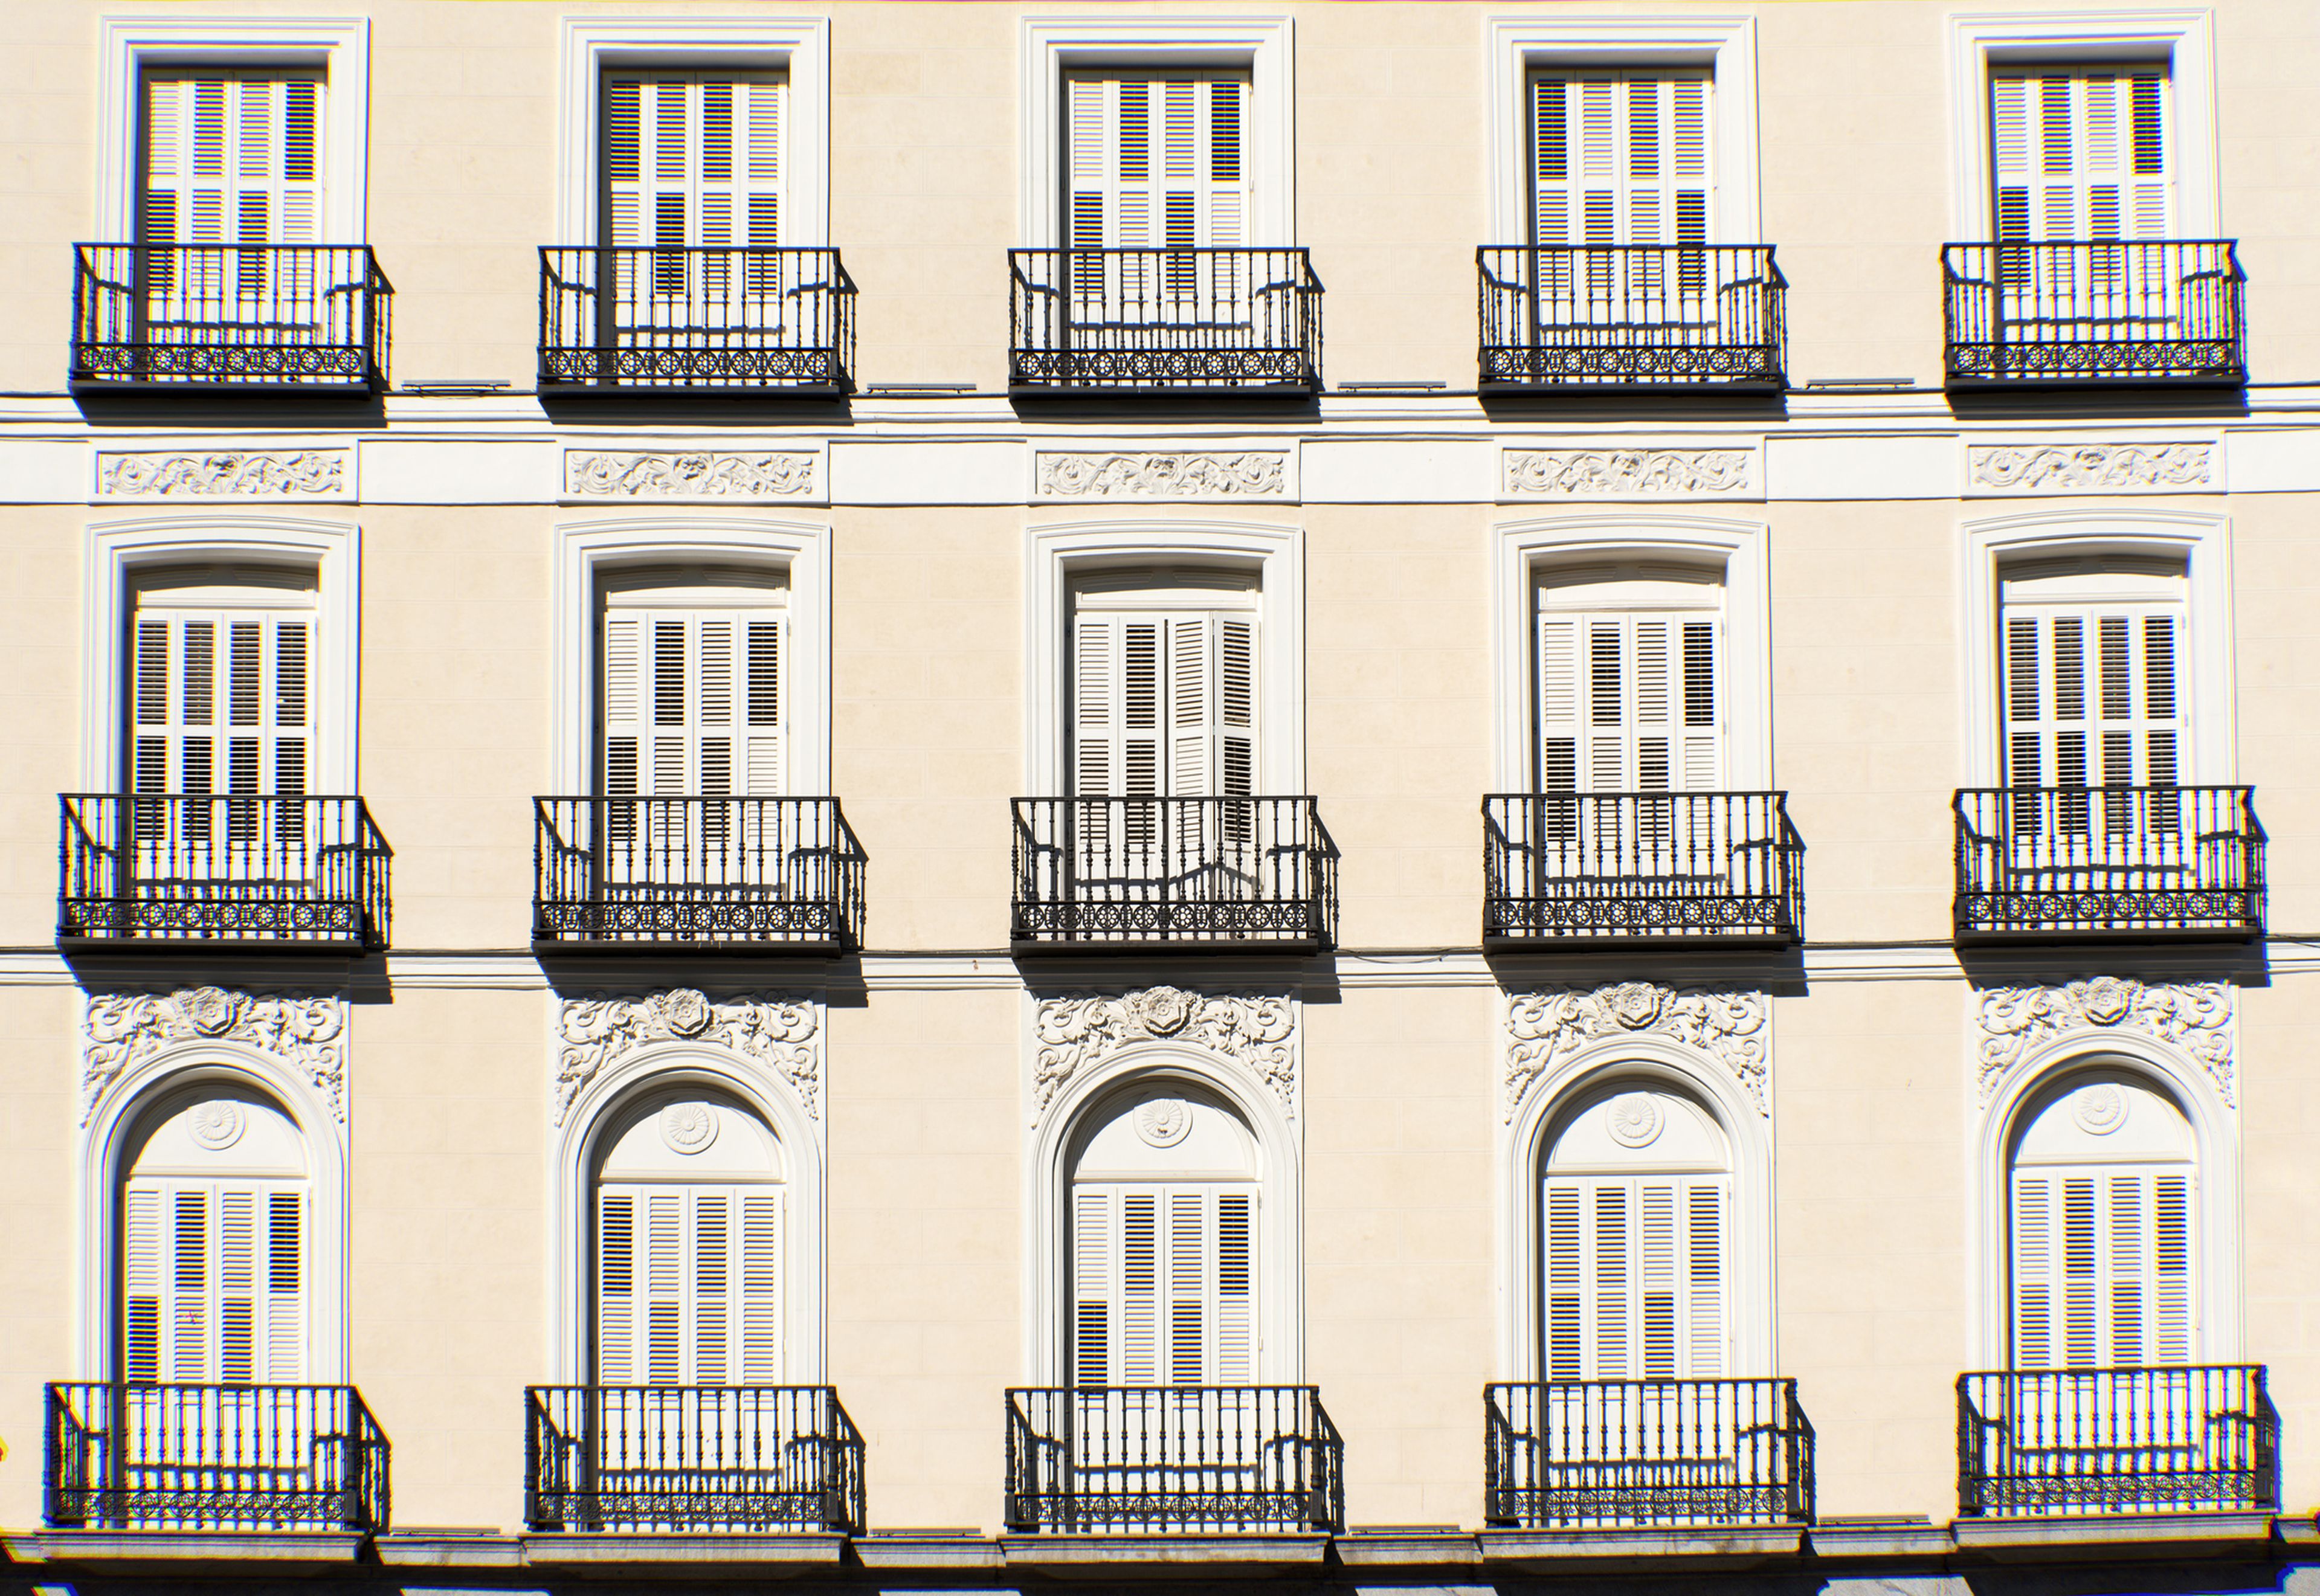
[1033,985,1296,1122]
[1503,448,1754,498]
[98,450,349,498]
[1976,977,2234,1105]
[1967,443,2214,493]
[82,986,348,1124]
[1036,451,1289,498]
[1504,981,1768,1122]
[555,988,820,1122]
[564,450,818,499]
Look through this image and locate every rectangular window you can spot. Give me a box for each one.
[1071,595,1256,800]
[1991,66,2170,241]
[1537,590,1721,793]
[600,575,787,800]
[1530,69,1711,253]
[602,71,787,285]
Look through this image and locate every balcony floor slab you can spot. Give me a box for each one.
[520,1531,848,1570]
[8,1529,368,1569]
[1002,1532,1330,1574]
[1479,1524,1806,1569]
[1953,1511,2276,1558]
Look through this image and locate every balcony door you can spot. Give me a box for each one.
[1063,69,1251,326]
[1528,69,1712,320]
[138,70,323,323]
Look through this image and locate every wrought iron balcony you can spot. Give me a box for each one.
[539,246,856,396]
[1006,1386,1342,1534]
[526,1385,864,1535]
[1010,248,1321,396]
[1478,246,1785,391]
[533,796,863,953]
[1954,786,2262,942]
[1011,796,1336,953]
[1958,1366,2278,1517]
[1483,792,1803,948]
[71,244,391,394]
[1484,1379,1814,1530]
[60,794,392,952]
[45,1382,390,1533]
[1943,240,2245,386]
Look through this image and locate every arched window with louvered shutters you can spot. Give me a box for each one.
[602,71,787,321]
[139,68,323,304]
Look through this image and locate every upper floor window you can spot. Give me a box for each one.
[1536,565,1722,794]
[1991,66,2168,242]
[140,69,323,255]
[1065,70,1248,250]
[1070,571,1256,799]
[604,72,787,256]
[1529,69,1710,251]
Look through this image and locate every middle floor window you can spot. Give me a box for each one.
[1071,570,1257,799]
[1536,564,1723,794]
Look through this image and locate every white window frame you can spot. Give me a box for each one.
[1959,509,2233,788]
[1945,10,2218,239]
[552,518,832,796]
[559,16,831,248]
[1492,515,1770,792]
[85,516,359,793]
[95,14,370,242]
[1020,16,1294,249]
[1028,519,1303,795]
[1486,15,1760,244]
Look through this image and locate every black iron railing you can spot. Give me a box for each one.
[1485,1379,1814,1530]
[1958,1366,2278,1517]
[71,244,391,393]
[60,793,392,951]
[538,246,856,394]
[45,1382,390,1533]
[1483,792,1802,946]
[1006,1386,1341,1534]
[1943,241,2245,385]
[526,1385,864,1534]
[1954,786,2262,941]
[1010,248,1321,394]
[1478,246,1785,390]
[1011,797,1336,951]
[533,796,863,951]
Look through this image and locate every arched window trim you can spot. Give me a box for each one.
[1973,1032,2240,1368]
[79,1043,348,1382]
[1027,1041,1301,1385]
[1500,1037,1771,1381]
[551,1041,826,1383]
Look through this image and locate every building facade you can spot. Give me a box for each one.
[2,0,2319,1591]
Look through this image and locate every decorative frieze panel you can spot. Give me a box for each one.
[1967,442,2215,495]
[1036,450,1290,500]
[1033,985,1296,1122]
[82,986,348,1124]
[97,450,350,498]
[1503,448,1756,499]
[1504,981,1768,1122]
[1976,977,2234,1105]
[555,988,820,1122]
[564,449,819,500]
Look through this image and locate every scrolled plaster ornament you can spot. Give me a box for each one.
[1503,983,1768,1122]
[98,450,348,498]
[1503,448,1753,498]
[555,991,820,1122]
[1976,977,2234,1105]
[81,988,349,1124]
[564,450,817,499]
[1968,442,2213,492]
[1033,988,1297,1121]
[1037,451,1288,498]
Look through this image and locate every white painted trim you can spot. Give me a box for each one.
[1944,10,2218,238]
[1968,1017,2240,1367]
[1026,518,1304,794]
[1498,1034,1773,1380]
[550,1038,827,1383]
[1485,14,1762,243]
[78,1033,350,1381]
[557,16,831,247]
[1490,513,1772,791]
[95,14,371,242]
[550,517,832,796]
[84,515,360,791]
[1019,15,1295,249]
[1957,508,2234,787]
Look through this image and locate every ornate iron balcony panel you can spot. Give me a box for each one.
[533,796,863,953]
[538,247,856,396]
[1478,246,1786,391]
[45,1382,390,1533]
[1957,1366,2278,1517]
[1010,249,1322,395]
[1011,796,1336,953]
[1005,1385,1342,1534]
[1484,1379,1814,1530]
[1483,792,1803,948]
[1942,241,2245,387]
[525,1385,865,1535]
[71,245,391,394]
[1953,786,2263,942]
[59,794,392,952]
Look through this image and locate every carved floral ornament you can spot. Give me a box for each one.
[1968,442,2214,492]
[1036,451,1289,499]
[82,987,348,1125]
[98,451,348,498]
[564,450,817,499]
[555,988,820,1123]
[1976,977,2234,1106]
[1503,981,1768,1123]
[1503,448,1754,498]
[1033,986,1296,1123]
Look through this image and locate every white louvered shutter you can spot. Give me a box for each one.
[603,608,784,799]
[1531,70,1710,306]
[2011,1168,2193,1369]
[1539,612,1719,793]
[1071,1183,1256,1386]
[1065,71,1249,315]
[2001,605,2183,804]
[130,606,312,854]
[141,71,324,301]
[1991,69,2170,243]
[598,1183,782,1385]
[604,74,787,315]
[1541,1176,1726,1380]
[123,1180,304,1384]
[1072,611,1255,799]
